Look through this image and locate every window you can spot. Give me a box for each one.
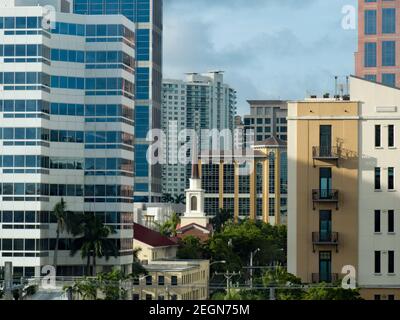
[145,294,152,300]
[365,10,377,35]
[382,73,396,87]
[388,210,395,233]
[190,196,197,211]
[171,276,178,286]
[158,276,164,286]
[382,41,396,66]
[375,251,381,273]
[375,167,381,190]
[388,125,395,147]
[388,251,395,274]
[374,295,381,300]
[145,276,152,286]
[374,210,381,233]
[382,8,396,34]
[365,42,377,67]
[388,295,395,301]
[365,74,377,82]
[388,167,395,190]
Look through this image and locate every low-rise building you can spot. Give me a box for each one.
[132,260,210,300]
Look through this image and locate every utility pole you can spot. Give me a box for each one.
[214,270,240,296]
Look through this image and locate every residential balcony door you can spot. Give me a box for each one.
[319,251,332,282]
[320,125,332,157]
[319,210,332,241]
[319,168,332,199]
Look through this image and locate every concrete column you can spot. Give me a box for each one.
[249,160,257,220]
[262,157,270,223]
[234,161,239,223]
[274,149,281,225]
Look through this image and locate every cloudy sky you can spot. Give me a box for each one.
[163,0,358,115]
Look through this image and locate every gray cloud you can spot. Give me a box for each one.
[163,0,357,114]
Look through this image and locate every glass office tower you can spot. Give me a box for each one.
[0,1,134,277]
[74,0,163,202]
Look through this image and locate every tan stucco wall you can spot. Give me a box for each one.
[293,101,360,283]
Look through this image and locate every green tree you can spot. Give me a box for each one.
[155,212,180,237]
[162,193,173,203]
[65,277,98,300]
[70,214,118,276]
[174,194,185,204]
[97,269,128,300]
[177,236,208,259]
[303,282,363,300]
[131,248,147,278]
[262,265,304,300]
[211,209,233,233]
[51,198,77,274]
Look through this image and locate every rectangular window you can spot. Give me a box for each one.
[375,210,381,233]
[365,42,377,67]
[375,125,381,147]
[375,167,381,190]
[382,41,396,66]
[365,74,377,82]
[388,125,395,147]
[365,10,377,35]
[382,8,396,34]
[388,210,395,233]
[388,251,395,274]
[158,276,164,286]
[375,250,381,273]
[171,276,178,286]
[388,167,395,190]
[382,73,396,87]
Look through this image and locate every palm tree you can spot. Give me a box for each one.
[154,212,181,237]
[70,214,118,276]
[212,208,233,232]
[174,194,185,204]
[51,198,76,274]
[162,193,173,203]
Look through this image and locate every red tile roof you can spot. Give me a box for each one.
[134,223,178,247]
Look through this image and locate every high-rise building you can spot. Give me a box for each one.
[161,72,237,197]
[198,136,287,225]
[243,100,288,142]
[0,0,134,277]
[288,76,400,300]
[355,0,399,87]
[74,0,163,202]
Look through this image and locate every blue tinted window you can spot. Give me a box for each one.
[382,73,396,87]
[365,10,377,35]
[383,8,396,34]
[382,41,396,66]
[365,42,377,67]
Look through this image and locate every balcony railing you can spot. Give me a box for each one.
[312,232,339,252]
[311,273,339,283]
[312,189,339,210]
[312,146,340,167]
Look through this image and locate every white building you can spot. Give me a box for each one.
[161,72,237,197]
[351,76,400,299]
[0,0,135,278]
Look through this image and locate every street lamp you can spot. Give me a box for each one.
[208,261,226,298]
[249,248,260,289]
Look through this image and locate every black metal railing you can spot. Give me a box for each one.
[312,146,340,159]
[312,189,339,202]
[312,232,339,244]
[311,273,339,283]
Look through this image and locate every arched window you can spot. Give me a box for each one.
[191,196,197,211]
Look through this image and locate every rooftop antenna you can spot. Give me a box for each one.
[334,76,338,98]
[346,76,349,96]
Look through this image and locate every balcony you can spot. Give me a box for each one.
[312,146,340,167]
[312,232,339,252]
[312,189,339,210]
[311,273,339,283]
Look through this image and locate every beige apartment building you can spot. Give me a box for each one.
[288,76,400,300]
[287,98,360,284]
